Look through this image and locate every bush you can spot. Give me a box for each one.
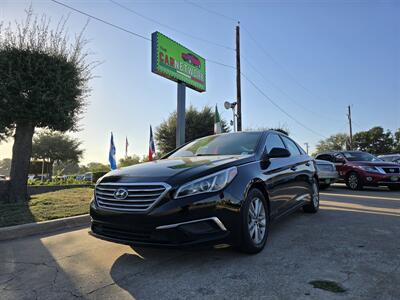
[27,178,91,186]
[92,171,108,183]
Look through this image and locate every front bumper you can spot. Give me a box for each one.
[361,173,400,186]
[317,170,339,185]
[89,187,242,248]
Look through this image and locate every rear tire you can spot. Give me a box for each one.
[303,179,319,213]
[346,172,363,190]
[239,188,269,254]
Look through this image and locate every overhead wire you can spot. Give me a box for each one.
[50,0,151,41]
[241,72,328,139]
[109,0,235,51]
[51,0,328,139]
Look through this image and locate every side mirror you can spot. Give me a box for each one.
[263,147,291,160]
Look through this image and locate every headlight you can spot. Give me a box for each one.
[358,166,385,174]
[175,167,238,198]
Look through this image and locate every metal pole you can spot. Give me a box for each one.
[232,108,236,132]
[176,82,186,147]
[236,23,242,131]
[304,143,309,154]
[347,105,353,150]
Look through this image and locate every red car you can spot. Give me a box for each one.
[181,53,201,68]
[315,151,400,191]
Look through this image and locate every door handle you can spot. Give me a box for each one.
[290,166,297,171]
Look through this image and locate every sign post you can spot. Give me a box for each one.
[176,82,186,146]
[151,31,206,147]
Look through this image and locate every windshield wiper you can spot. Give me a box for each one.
[195,154,220,156]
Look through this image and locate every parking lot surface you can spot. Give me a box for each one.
[1,184,399,300]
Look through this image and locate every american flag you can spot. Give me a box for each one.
[149,125,156,161]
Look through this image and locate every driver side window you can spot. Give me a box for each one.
[265,133,286,153]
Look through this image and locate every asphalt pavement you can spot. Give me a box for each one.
[1,184,399,300]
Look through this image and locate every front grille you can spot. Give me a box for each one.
[382,167,400,174]
[95,182,170,212]
[317,164,334,172]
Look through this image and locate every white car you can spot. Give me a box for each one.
[315,159,339,189]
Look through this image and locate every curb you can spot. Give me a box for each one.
[0,214,90,242]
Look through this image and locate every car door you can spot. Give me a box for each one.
[334,153,347,178]
[262,133,298,217]
[280,136,313,208]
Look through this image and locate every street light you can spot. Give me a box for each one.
[224,101,237,132]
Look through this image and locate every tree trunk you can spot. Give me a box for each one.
[49,160,54,180]
[8,123,35,202]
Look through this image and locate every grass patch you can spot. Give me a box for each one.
[309,280,346,293]
[0,188,93,228]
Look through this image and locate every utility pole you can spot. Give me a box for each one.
[304,143,309,154]
[347,105,353,150]
[236,22,242,131]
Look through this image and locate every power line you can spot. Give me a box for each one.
[241,72,328,139]
[51,0,326,139]
[51,0,235,71]
[183,0,238,23]
[242,56,344,123]
[241,25,339,108]
[109,0,235,51]
[50,0,151,41]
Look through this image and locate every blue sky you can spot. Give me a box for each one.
[1,0,399,164]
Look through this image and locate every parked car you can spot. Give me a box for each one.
[379,154,400,164]
[90,131,319,254]
[76,172,93,182]
[315,151,400,191]
[315,159,338,189]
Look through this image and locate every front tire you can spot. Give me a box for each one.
[346,172,363,190]
[239,188,269,254]
[303,179,319,213]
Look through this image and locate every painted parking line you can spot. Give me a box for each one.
[320,193,400,201]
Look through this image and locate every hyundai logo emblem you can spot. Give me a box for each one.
[114,188,128,200]
[389,169,395,173]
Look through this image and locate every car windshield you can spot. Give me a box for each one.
[168,132,262,158]
[343,152,382,162]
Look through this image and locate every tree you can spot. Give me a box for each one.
[31,130,83,178]
[394,128,400,153]
[85,162,110,173]
[0,158,11,176]
[0,8,93,201]
[53,161,80,176]
[314,133,349,154]
[119,155,141,168]
[155,105,229,154]
[353,126,394,155]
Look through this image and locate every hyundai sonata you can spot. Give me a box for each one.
[90,131,319,253]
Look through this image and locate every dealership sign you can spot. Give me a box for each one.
[151,31,206,92]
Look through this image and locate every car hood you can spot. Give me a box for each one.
[100,155,255,184]
[347,161,400,167]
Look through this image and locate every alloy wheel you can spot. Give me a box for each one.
[348,174,358,189]
[248,197,266,245]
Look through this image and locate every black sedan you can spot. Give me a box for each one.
[90,131,319,253]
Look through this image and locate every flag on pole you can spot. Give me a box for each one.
[125,136,129,158]
[214,104,222,134]
[109,132,117,170]
[149,125,156,161]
